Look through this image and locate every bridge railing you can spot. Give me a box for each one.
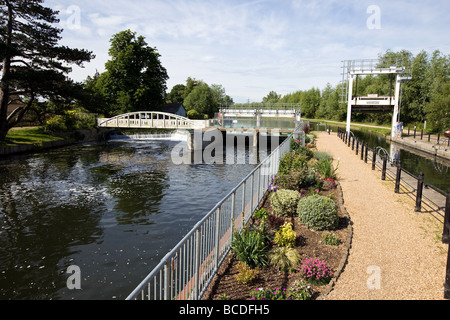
[97,112,209,129]
[126,125,304,300]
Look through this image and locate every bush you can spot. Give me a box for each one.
[235,262,258,284]
[231,227,268,268]
[295,146,314,160]
[321,231,340,246]
[297,194,338,231]
[187,109,202,119]
[268,247,301,272]
[274,222,296,248]
[253,208,269,221]
[45,115,67,132]
[314,158,339,180]
[270,189,301,217]
[300,258,334,285]
[278,151,308,175]
[287,279,314,300]
[250,286,285,300]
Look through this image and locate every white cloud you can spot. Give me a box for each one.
[45,0,450,103]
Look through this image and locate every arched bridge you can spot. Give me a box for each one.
[97,112,208,129]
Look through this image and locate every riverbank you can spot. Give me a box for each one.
[316,132,447,300]
[0,128,113,156]
[388,135,450,161]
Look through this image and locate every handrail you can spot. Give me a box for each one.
[126,125,304,300]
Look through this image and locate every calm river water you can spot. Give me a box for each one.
[0,136,268,300]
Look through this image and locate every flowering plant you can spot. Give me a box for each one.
[287,279,314,300]
[322,178,336,190]
[300,258,334,285]
[250,285,286,300]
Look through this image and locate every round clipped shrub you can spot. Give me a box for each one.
[270,189,301,217]
[297,194,338,231]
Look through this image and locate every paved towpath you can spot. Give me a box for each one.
[316,132,447,300]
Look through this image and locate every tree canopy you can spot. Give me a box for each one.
[0,0,94,141]
[84,30,168,116]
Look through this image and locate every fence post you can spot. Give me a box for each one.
[348,133,351,147]
[364,143,369,163]
[194,227,201,300]
[372,150,377,170]
[360,142,364,160]
[395,161,402,193]
[352,136,355,150]
[356,139,359,155]
[415,172,424,212]
[444,189,450,299]
[381,155,387,181]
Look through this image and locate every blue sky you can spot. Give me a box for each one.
[45,0,450,103]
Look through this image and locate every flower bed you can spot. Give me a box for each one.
[202,144,352,301]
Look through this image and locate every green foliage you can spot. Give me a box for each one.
[321,232,341,246]
[250,286,285,300]
[313,151,333,161]
[186,109,202,119]
[0,1,94,141]
[278,151,308,175]
[274,222,296,248]
[314,158,339,180]
[44,110,96,132]
[253,208,269,221]
[297,195,339,231]
[84,30,168,116]
[184,83,216,117]
[231,226,268,268]
[268,247,301,272]
[235,262,258,285]
[286,280,314,300]
[270,189,301,217]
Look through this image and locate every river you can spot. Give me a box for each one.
[0,134,268,300]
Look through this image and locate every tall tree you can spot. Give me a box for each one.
[90,30,169,115]
[0,0,94,141]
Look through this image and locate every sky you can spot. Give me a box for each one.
[45,0,450,103]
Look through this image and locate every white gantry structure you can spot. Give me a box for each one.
[97,112,208,130]
[340,58,412,138]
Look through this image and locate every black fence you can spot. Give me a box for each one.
[337,127,450,299]
[405,127,450,147]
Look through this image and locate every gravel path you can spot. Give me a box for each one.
[316,132,448,300]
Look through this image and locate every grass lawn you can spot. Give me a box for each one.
[1,127,63,147]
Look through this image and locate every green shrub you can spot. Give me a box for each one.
[235,262,258,284]
[250,286,285,300]
[232,227,268,268]
[253,208,269,221]
[321,231,340,246]
[294,146,314,160]
[268,247,301,272]
[274,222,296,248]
[278,151,308,175]
[45,115,67,132]
[297,194,338,231]
[314,158,339,180]
[270,189,301,217]
[287,280,314,300]
[313,151,333,161]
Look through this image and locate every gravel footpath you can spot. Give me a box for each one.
[316,132,447,300]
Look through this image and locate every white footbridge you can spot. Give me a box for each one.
[97,112,209,130]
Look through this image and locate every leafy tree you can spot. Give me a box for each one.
[262,91,281,104]
[166,84,186,104]
[0,0,94,141]
[85,30,169,115]
[184,83,215,117]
